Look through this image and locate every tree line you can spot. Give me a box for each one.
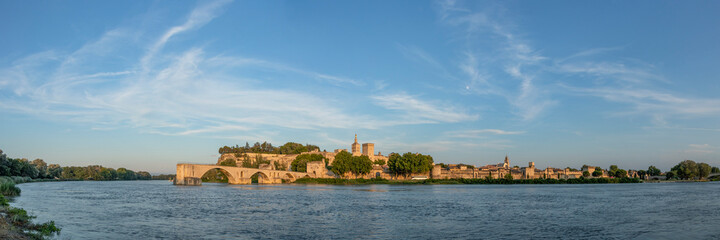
[0,149,151,181]
[388,152,434,178]
[330,151,373,177]
[666,160,719,180]
[288,151,434,178]
[218,142,320,155]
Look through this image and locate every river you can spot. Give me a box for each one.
[12,181,720,239]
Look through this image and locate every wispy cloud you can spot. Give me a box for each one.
[0,1,379,137]
[141,0,232,72]
[561,85,720,117]
[437,0,553,121]
[205,55,364,86]
[556,46,624,63]
[1,0,485,139]
[383,139,513,153]
[435,1,718,126]
[445,129,525,138]
[371,92,478,123]
[684,144,715,154]
[556,61,665,84]
[397,44,443,69]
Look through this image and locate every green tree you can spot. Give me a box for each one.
[0,149,10,176]
[117,168,137,180]
[291,154,326,172]
[582,171,590,177]
[608,165,619,177]
[330,151,353,176]
[712,167,720,174]
[218,158,236,167]
[592,168,603,177]
[504,173,513,180]
[99,168,118,180]
[278,142,308,154]
[330,151,372,177]
[671,160,699,180]
[350,155,373,176]
[666,170,678,180]
[697,162,711,180]
[373,159,386,165]
[647,165,661,176]
[136,171,152,180]
[274,161,288,171]
[31,159,48,178]
[637,170,646,178]
[241,155,253,168]
[387,152,434,178]
[81,165,101,180]
[615,169,627,178]
[48,164,62,179]
[252,155,270,168]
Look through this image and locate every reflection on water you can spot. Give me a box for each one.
[13,181,720,239]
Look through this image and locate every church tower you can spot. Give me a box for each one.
[504,154,510,169]
[351,134,361,156]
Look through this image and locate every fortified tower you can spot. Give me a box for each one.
[362,143,375,159]
[351,134,361,156]
[524,162,535,179]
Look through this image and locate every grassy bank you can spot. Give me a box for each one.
[0,176,23,197]
[293,177,642,185]
[0,177,61,240]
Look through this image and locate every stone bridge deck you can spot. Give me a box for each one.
[173,164,311,185]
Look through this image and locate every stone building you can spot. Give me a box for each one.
[214,135,615,181]
[429,156,589,180]
[352,134,388,162]
[217,134,387,174]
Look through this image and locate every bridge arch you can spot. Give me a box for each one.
[200,167,236,184]
[649,176,663,180]
[249,171,272,184]
[285,173,296,182]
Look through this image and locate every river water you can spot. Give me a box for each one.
[12,181,720,239]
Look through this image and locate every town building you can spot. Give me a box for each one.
[216,135,618,181]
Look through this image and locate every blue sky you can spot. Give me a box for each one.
[1,0,719,174]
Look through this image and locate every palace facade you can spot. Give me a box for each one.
[217,135,628,180]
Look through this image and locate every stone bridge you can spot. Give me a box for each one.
[173,164,311,185]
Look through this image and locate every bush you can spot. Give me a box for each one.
[10,176,31,184]
[8,207,34,225]
[0,194,8,207]
[3,204,62,239]
[31,220,61,238]
[0,180,21,196]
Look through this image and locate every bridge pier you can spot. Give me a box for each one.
[234,178,252,184]
[173,177,202,186]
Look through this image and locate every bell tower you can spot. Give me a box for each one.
[504,154,510,169]
[351,134,361,156]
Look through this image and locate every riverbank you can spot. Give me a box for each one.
[293,177,643,185]
[0,177,60,240]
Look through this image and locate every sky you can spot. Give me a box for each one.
[1,0,719,174]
